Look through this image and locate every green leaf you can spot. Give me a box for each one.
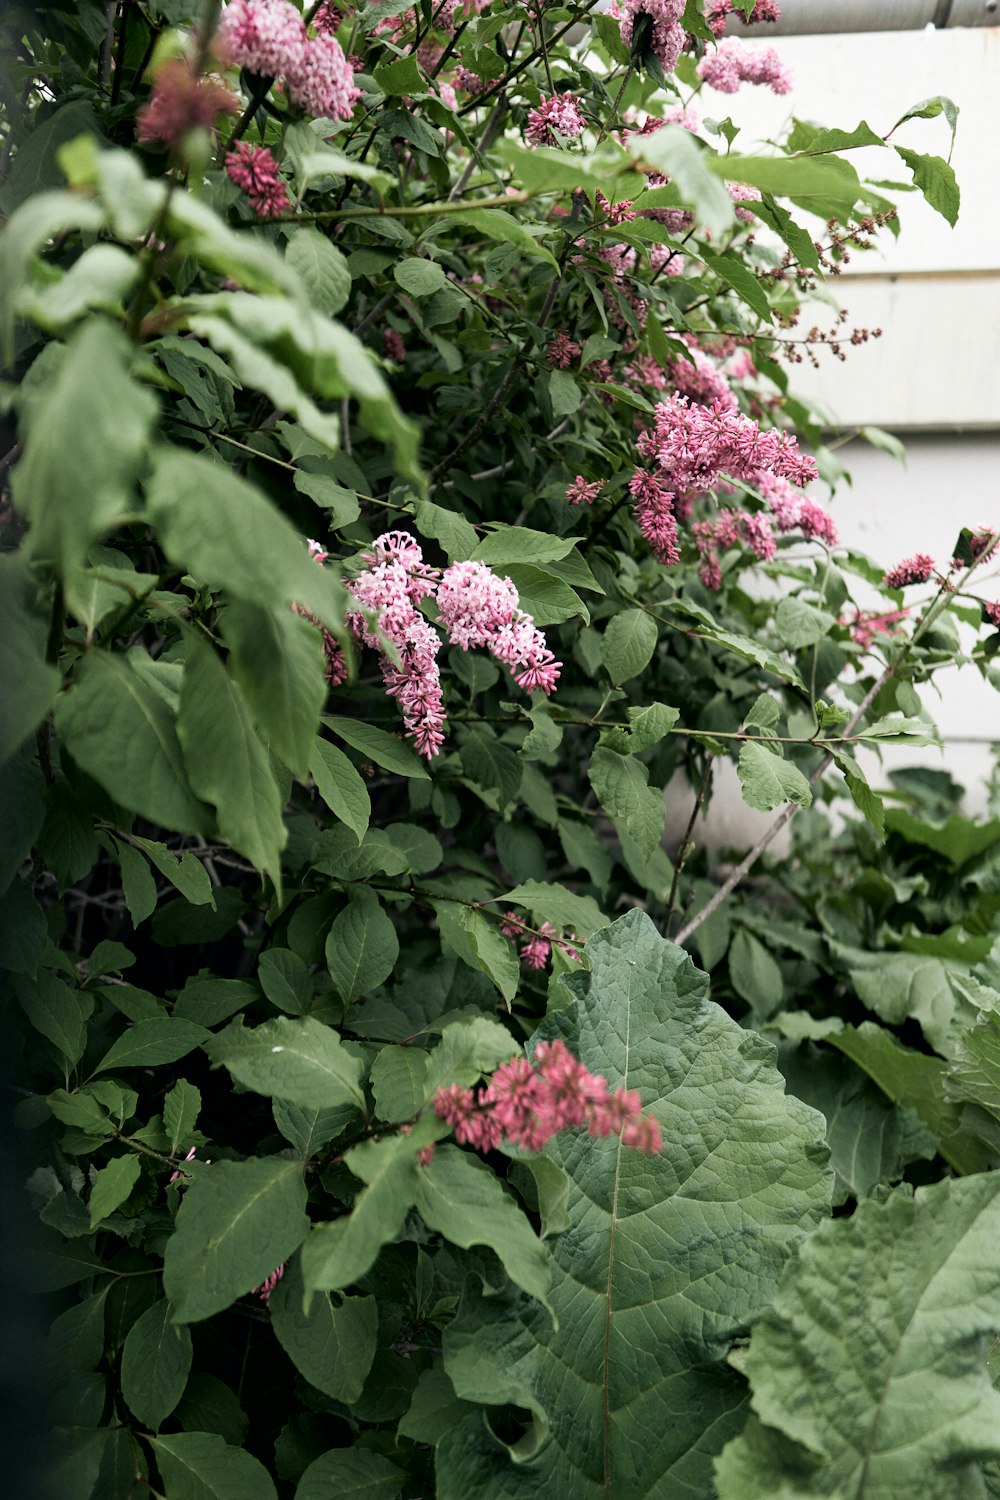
[113,838,158,925]
[310,736,371,843]
[729,928,784,1018]
[127,835,216,906]
[894,146,960,225]
[774,596,836,649]
[713,153,862,219]
[163,1080,202,1155]
[470,528,578,569]
[459,731,521,811]
[147,448,345,633]
[443,208,559,270]
[412,498,478,561]
[294,1448,404,1500]
[326,887,399,1005]
[949,1010,1000,1122]
[788,119,885,154]
[891,94,959,150]
[588,747,665,859]
[94,1018,208,1074]
[882,808,1000,868]
[301,1119,442,1293]
[415,1145,552,1314]
[16,969,88,1066]
[55,649,209,836]
[500,880,608,939]
[667,599,806,688]
[0,556,61,766]
[371,1045,429,1123]
[323,716,430,778]
[273,1099,353,1159]
[163,1158,309,1324]
[270,1255,377,1404]
[715,1175,1000,1499]
[222,603,327,778]
[206,1016,366,1110]
[601,608,658,685]
[173,1376,248,1448]
[435,911,831,1499]
[398,1364,477,1447]
[374,52,424,95]
[548,368,581,417]
[500,564,588,627]
[286,229,351,316]
[149,1432,277,1500]
[433,904,520,1004]
[737,742,812,813]
[832,750,885,840]
[394,257,449,297]
[88,1153,141,1228]
[258,947,312,1014]
[631,125,737,237]
[178,640,287,885]
[121,1299,192,1431]
[12,321,156,582]
[703,249,773,323]
[846,950,971,1055]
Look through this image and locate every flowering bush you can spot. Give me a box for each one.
[2,1,1000,1497]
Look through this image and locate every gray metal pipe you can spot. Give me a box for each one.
[733,0,1000,34]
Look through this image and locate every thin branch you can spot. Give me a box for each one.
[664,757,713,933]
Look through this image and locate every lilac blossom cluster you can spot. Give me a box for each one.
[434,1038,663,1155]
[756,471,838,546]
[137,59,238,149]
[217,0,358,119]
[525,92,587,147]
[697,38,792,94]
[307,533,560,758]
[499,913,580,971]
[225,141,291,217]
[614,0,685,74]
[883,553,936,589]
[844,606,908,651]
[707,0,781,35]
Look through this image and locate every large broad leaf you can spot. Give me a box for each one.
[12,320,156,582]
[715,1174,1000,1498]
[163,1158,309,1324]
[269,1254,377,1404]
[205,1016,366,1111]
[178,639,287,885]
[221,602,326,778]
[148,1432,277,1500]
[0,556,60,766]
[120,1298,192,1431]
[54,649,209,836]
[435,910,831,1500]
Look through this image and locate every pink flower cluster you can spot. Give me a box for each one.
[693,508,776,588]
[255,1263,285,1306]
[137,58,238,149]
[844,605,908,650]
[616,0,685,74]
[985,601,1000,628]
[225,142,291,217]
[883,553,936,589]
[637,393,818,498]
[548,331,581,369]
[217,0,359,119]
[499,913,580,971]
[434,1038,663,1155]
[667,348,737,411]
[525,92,587,147]
[707,0,781,36]
[309,533,560,757]
[566,476,605,506]
[629,469,680,565]
[697,38,792,94]
[953,528,998,569]
[757,472,837,546]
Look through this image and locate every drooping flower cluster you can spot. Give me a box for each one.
[225,141,291,217]
[883,553,936,589]
[629,469,680,564]
[255,1263,285,1306]
[757,472,837,546]
[707,0,781,36]
[697,37,792,94]
[693,509,776,588]
[616,0,685,75]
[136,58,238,149]
[434,1038,663,1155]
[525,92,587,146]
[499,913,580,970]
[306,534,560,757]
[217,0,358,119]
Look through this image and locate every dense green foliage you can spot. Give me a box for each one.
[2,1,1000,1496]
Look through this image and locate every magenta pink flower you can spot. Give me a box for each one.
[636,393,817,506]
[566,476,604,506]
[137,59,238,149]
[311,2,344,35]
[525,92,587,147]
[225,141,291,217]
[452,66,485,94]
[629,469,680,565]
[255,1263,285,1305]
[708,0,781,35]
[547,331,581,369]
[383,328,406,362]
[984,602,1000,628]
[845,606,908,650]
[434,1037,663,1156]
[883,553,936,589]
[698,38,792,95]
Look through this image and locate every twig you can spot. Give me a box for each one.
[664,756,713,933]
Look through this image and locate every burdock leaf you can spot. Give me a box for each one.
[435,910,831,1500]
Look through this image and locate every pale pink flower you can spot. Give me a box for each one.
[566,476,604,506]
[616,0,685,73]
[216,0,307,77]
[984,602,1000,628]
[844,606,908,650]
[525,92,587,147]
[629,469,680,565]
[708,0,781,35]
[284,31,359,118]
[137,59,238,148]
[225,141,291,217]
[698,37,792,94]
